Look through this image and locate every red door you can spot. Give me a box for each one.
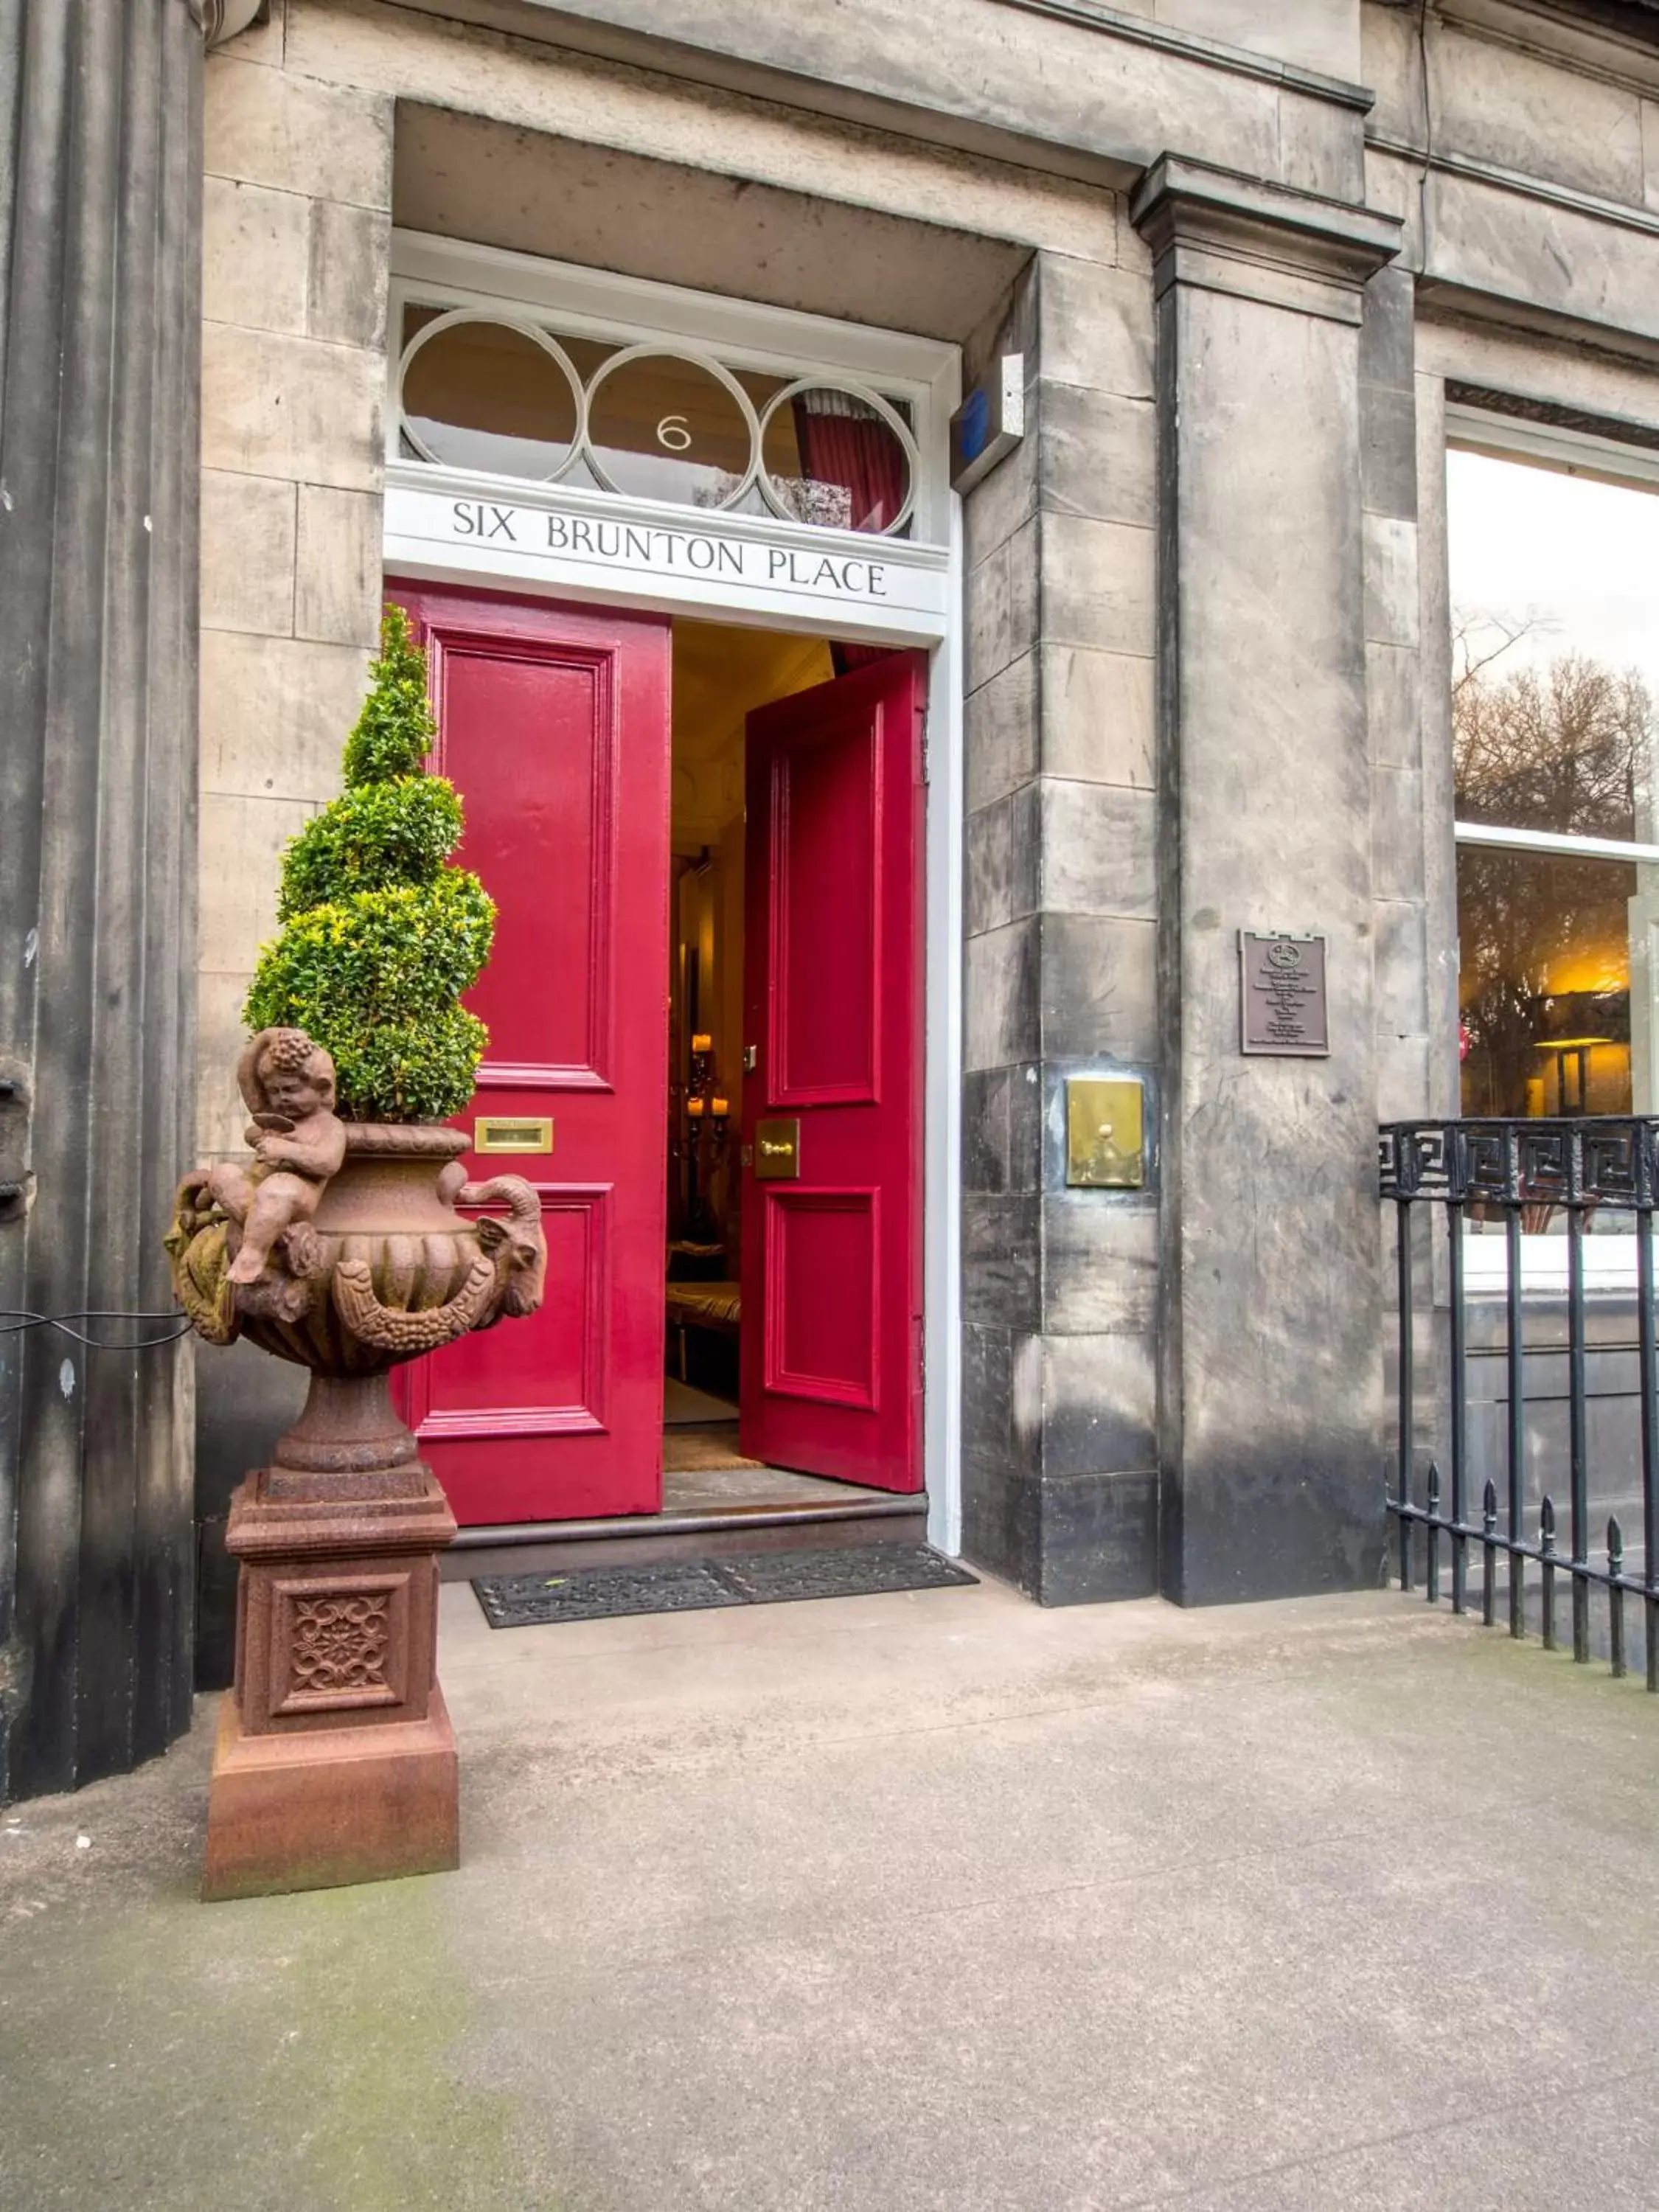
[739,653,926,1492]
[390,583,672,1526]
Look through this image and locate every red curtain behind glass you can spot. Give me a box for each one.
[793,394,905,675]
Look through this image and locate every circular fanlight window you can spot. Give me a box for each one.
[758,381,917,536]
[400,314,583,481]
[582,347,759,509]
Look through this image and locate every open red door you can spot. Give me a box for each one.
[739,652,926,1493]
[391,583,672,1526]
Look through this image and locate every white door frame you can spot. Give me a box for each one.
[381,237,965,1554]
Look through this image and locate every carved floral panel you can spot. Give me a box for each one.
[272,1576,408,1716]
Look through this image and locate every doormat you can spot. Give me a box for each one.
[660,1423,765,1475]
[473,1543,978,1628]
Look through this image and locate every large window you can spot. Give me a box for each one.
[1448,434,1659,1128]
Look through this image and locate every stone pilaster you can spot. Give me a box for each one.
[1130,156,1401,1604]
[193,34,394,1685]
[960,237,1164,1606]
[0,0,204,1795]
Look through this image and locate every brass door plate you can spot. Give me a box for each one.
[754,1117,801,1180]
[473,1115,554,1155]
[1065,1079,1143,1189]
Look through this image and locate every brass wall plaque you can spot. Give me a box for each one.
[1066,1078,1144,1189]
[1239,931,1329,1057]
[473,1116,554,1155]
[754,1117,801,1180]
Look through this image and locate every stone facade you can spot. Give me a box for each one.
[1,0,1641,1762]
[198,32,392,1165]
[173,0,1659,1643]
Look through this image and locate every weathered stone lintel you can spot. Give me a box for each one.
[989,0,1372,110]
[1368,143,1659,364]
[319,0,1362,201]
[1131,155,1402,321]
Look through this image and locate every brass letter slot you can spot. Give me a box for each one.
[473,1116,554,1155]
[753,1116,801,1180]
[1065,1079,1144,1189]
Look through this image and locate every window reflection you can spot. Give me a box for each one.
[585,351,754,509]
[1448,443,1659,1128]
[1455,653,1644,841]
[403,319,579,480]
[1455,846,1635,1116]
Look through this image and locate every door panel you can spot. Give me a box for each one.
[403,1184,608,1433]
[390,583,671,1526]
[771,724,880,1103]
[740,653,926,1492]
[765,1188,879,1408]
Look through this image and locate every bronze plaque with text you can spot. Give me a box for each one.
[1239,931,1329,1057]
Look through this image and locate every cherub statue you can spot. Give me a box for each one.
[206,1028,347,1287]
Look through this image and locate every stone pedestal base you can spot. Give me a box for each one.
[202,1683,459,1902]
[201,1459,459,1902]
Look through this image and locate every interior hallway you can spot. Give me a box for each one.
[5,1582,1659,2209]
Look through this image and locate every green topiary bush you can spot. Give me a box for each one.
[244,604,495,1121]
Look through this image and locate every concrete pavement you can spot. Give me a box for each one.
[4,1573,1659,2210]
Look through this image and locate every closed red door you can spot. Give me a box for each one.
[740,653,927,1492]
[390,583,672,1526]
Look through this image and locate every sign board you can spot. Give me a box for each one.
[950,353,1025,496]
[383,478,951,641]
[1239,931,1329,1057]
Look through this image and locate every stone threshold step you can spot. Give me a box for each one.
[440,1495,928,1582]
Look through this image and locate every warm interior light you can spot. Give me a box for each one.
[1543,950,1630,995]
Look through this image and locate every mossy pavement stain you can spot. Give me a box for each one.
[0,1854,570,2212]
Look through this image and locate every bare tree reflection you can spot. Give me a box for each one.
[1454,627,1649,1119]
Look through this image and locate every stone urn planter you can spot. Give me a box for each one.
[169,605,535,1899]
[168,1029,545,1902]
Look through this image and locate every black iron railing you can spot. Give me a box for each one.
[1381,1117,1659,1688]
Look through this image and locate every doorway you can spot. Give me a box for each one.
[391,582,927,1531]
[662,621,817,1496]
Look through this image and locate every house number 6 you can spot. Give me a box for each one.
[655,414,692,452]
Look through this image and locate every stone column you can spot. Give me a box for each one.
[0,0,204,1796]
[1130,158,1401,1604]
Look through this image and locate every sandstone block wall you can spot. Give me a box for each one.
[960,232,1164,1603]
[189,0,1659,1622]
[198,16,392,1161]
